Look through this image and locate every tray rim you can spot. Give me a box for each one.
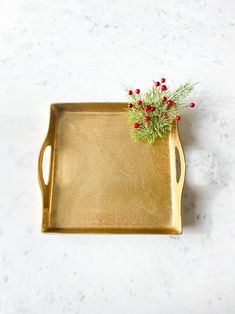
[38,102,186,235]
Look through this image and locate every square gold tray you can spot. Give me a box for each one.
[38,103,185,234]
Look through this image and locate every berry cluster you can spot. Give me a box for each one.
[126,78,196,144]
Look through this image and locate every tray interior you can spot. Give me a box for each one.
[40,103,182,234]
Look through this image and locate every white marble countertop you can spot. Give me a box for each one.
[1,0,235,313]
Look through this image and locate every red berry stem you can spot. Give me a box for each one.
[126,79,196,144]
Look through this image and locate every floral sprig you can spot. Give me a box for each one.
[125,78,196,144]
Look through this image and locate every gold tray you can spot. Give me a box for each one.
[38,103,185,234]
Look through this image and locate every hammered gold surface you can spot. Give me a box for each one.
[38,103,185,234]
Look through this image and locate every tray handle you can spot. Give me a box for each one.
[174,124,186,190]
[38,135,51,195]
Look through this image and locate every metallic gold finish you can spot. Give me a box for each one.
[38,103,185,234]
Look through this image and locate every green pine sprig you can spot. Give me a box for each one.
[125,81,196,144]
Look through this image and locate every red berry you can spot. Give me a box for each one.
[161,78,166,83]
[155,81,160,87]
[150,106,155,111]
[133,122,140,128]
[128,90,133,95]
[145,105,150,111]
[162,96,167,102]
[190,102,195,108]
[167,100,173,107]
[137,99,142,105]
[135,88,140,94]
[175,115,181,121]
[145,116,150,122]
[161,85,167,91]
[128,103,133,108]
